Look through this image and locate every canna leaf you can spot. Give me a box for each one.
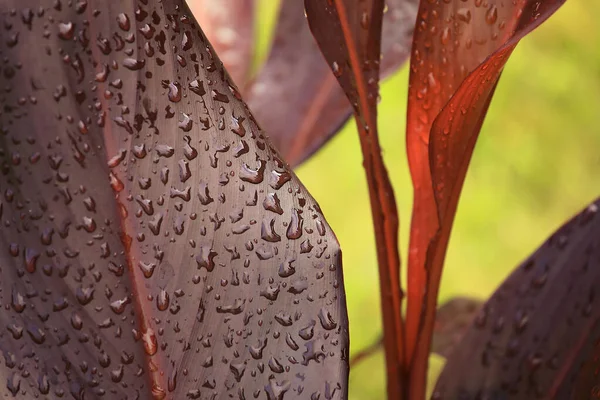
[404,1,566,396]
[433,198,600,399]
[190,0,255,88]
[0,1,348,399]
[431,296,482,358]
[303,0,405,397]
[348,296,482,367]
[245,0,350,168]
[380,0,418,80]
[304,0,384,122]
[246,0,417,167]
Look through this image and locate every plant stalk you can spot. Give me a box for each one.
[329,1,406,397]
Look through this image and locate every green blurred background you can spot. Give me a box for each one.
[252,1,600,398]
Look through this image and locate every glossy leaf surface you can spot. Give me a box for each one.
[304,0,404,397]
[380,0,418,80]
[0,1,348,398]
[434,198,600,399]
[404,1,566,395]
[304,0,383,121]
[246,0,417,167]
[190,0,255,88]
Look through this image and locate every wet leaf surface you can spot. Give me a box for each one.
[433,198,600,399]
[304,0,384,120]
[303,0,405,397]
[404,0,566,395]
[247,0,416,167]
[0,1,348,398]
[189,0,255,88]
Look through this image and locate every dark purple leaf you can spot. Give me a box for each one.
[191,0,255,88]
[0,1,348,398]
[245,0,349,168]
[431,297,482,358]
[347,296,482,367]
[246,0,417,167]
[433,198,600,399]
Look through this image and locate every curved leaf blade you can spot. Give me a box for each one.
[304,0,384,121]
[434,198,600,399]
[380,0,418,79]
[404,1,566,395]
[431,297,482,359]
[245,0,350,168]
[0,1,348,399]
[303,0,405,397]
[347,296,482,368]
[190,0,255,88]
[247,0,417,167]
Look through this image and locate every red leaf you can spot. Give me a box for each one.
[0,1,348,398]
[191,0,255,87]
[405,1,566,397]
[434,198,600,399]
[304,0,405,397]
[246,0,417,167]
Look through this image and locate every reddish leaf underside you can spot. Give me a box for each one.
[190,0,255,88]
[303,0,405,398]
[0,1,349,399]
[246,0,418,167]
[405,1,566,397]
[434,198,600,399]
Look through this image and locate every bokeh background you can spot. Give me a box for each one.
[197,1,600,398]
